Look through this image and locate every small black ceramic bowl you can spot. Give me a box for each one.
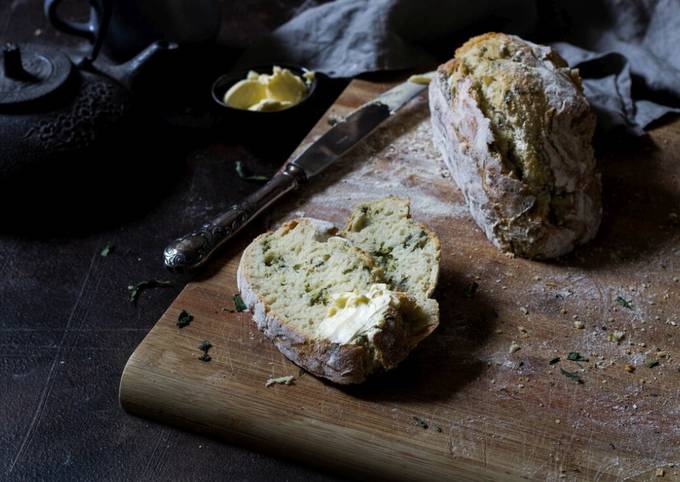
[210,64,317,138]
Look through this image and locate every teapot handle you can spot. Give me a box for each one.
[44,0,111,63]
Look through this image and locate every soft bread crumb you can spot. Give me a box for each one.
[265,375,295,387]
[341,196,440,299]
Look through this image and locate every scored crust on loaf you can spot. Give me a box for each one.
[429,32,602,258]
[237,214,439,384]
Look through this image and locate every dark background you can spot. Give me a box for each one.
[1,1,348,480]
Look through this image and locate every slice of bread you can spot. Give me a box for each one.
[341,196,440,299]
[341,197,441,343]
[237,200,440,384]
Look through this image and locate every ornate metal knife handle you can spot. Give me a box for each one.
[163,164,305,272]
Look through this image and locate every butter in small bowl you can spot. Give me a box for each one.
[220,66,315,112]
[211,65,318,141]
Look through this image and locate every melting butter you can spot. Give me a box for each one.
[223,66,313,112]
[315,284,400,344]
[408,72,434,85]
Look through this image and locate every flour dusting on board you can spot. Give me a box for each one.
[274,95,467,225]
[261,85,680,479]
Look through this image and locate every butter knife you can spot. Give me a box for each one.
[163,78,429,272]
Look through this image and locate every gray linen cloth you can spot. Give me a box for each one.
[239,0,680,134]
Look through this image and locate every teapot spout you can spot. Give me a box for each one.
[97,41,178,90]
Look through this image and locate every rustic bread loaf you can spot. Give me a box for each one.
[429,32,602,258]
[237,204,439,384]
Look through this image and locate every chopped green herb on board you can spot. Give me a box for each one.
[127,279,174,304]
[100,242,114,257]
[560,367,584,384]
[233,293,247,312]
[615,296,633,309]
[413,416,429,429]
[198,340,212,362]
[463,281,479,299]
[549,357,561,365]
[646,360,660,369]
[567,352,589,362]
[235,161,268,183]
[177,310,193,328]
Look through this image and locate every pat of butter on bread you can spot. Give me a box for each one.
[316,284,400,344]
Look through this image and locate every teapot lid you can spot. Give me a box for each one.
[0,43,73,110]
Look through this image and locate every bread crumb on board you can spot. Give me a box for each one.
[265,375,295,387]
[509,341,521,354]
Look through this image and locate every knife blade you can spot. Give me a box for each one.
[163,77,430,272]
[290,79,428,178]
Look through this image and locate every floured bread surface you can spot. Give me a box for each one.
[429,32,602,258]
[237,213,439,384]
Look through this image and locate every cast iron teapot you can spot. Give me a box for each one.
[0,9,175,179]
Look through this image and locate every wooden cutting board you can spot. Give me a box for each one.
[120,79,680,481]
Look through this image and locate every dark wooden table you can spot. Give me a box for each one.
[0,1,346,480]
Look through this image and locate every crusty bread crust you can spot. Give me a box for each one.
[420,225,440,297]
[237,219,438,384]
[429,33,602,258]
